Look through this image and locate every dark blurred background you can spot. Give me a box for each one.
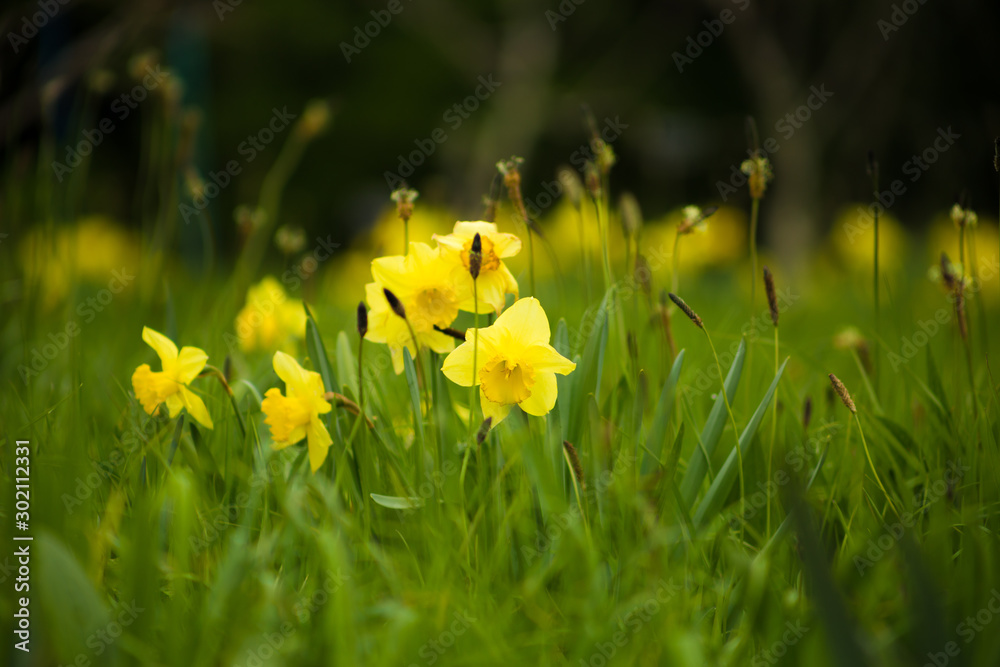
[2,0,998,264]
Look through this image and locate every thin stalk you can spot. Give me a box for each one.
[766,325,779,537]
[705,329,745,544]
[749,197,760,323]
[575,205,592,302]
[526,229,536,296]
[201,365,247,439]
[873,201,880,396]
[855,412,899,518]
[593,196,613,292]
[404,219,409,255]
[672,231,681,295]
[470,278,479,439]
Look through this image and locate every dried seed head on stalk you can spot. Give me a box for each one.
[763,266,779,326]
[620,193,642,240]
[476,418,492,444]
[469,233,483,280]
[357,302,368,338]
[828,374,856,414]
[383,288,406,320]
[390,186,418,223]
[939,252,958,291]
[668,293,703,329]
[741,152,773,200]
[497,157,529,223]
[956,289,968,341]
[677,205,717,236]
[802,396,813,431]
[583,161,602,199]
[557,166,584,210]
[563,441,586,489]
[294,99,331,141]
[994,137,999,173]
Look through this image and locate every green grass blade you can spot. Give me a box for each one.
[679,337,746,507]
[693,356,787,530]
[642,348,685,475]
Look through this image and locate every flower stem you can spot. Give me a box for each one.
[527,229,536,296]
[766,325,779,538]
[855,412,899,518]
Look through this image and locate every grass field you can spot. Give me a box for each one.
[4,116,1000,667]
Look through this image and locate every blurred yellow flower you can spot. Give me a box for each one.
[433,221,520,314]
[830,204,907,273]
[233,276,306,353]
[132,327,213,429]
[441,297,575,428]
[261,351,332,472]
[642,206,746,277]
[19,215,140,308]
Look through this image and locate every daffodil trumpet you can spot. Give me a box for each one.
[132,326,214,431]
[441,297,576,428]
[260,351,334,473]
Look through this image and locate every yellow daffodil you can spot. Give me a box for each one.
[441,297,575,427]
[366,242,464,373]
[433,221,521,314]
[261,351,333,472]
[131,327,213,429]
[233,276,306,353]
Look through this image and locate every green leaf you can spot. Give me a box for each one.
[304,303,339,392]
[923,345,952,427]
[403,347,424,446]
[370,493,425,510]
[693,357,787,529]
[336,330,358,399]
[679,337,747,508]
[642,349,685,475]
[567,289,611,444]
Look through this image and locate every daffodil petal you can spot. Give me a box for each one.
[480,386,511,427]
[494,297,550,348]
[165,392,184,418]
[307,419,333,472]
[518,372,557,416]
[175,346,209,384]
[143,326,178,365]
[181,386,214,430]
[491,232,521,258]
[273,350,310,390]
[522,343,576,375]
